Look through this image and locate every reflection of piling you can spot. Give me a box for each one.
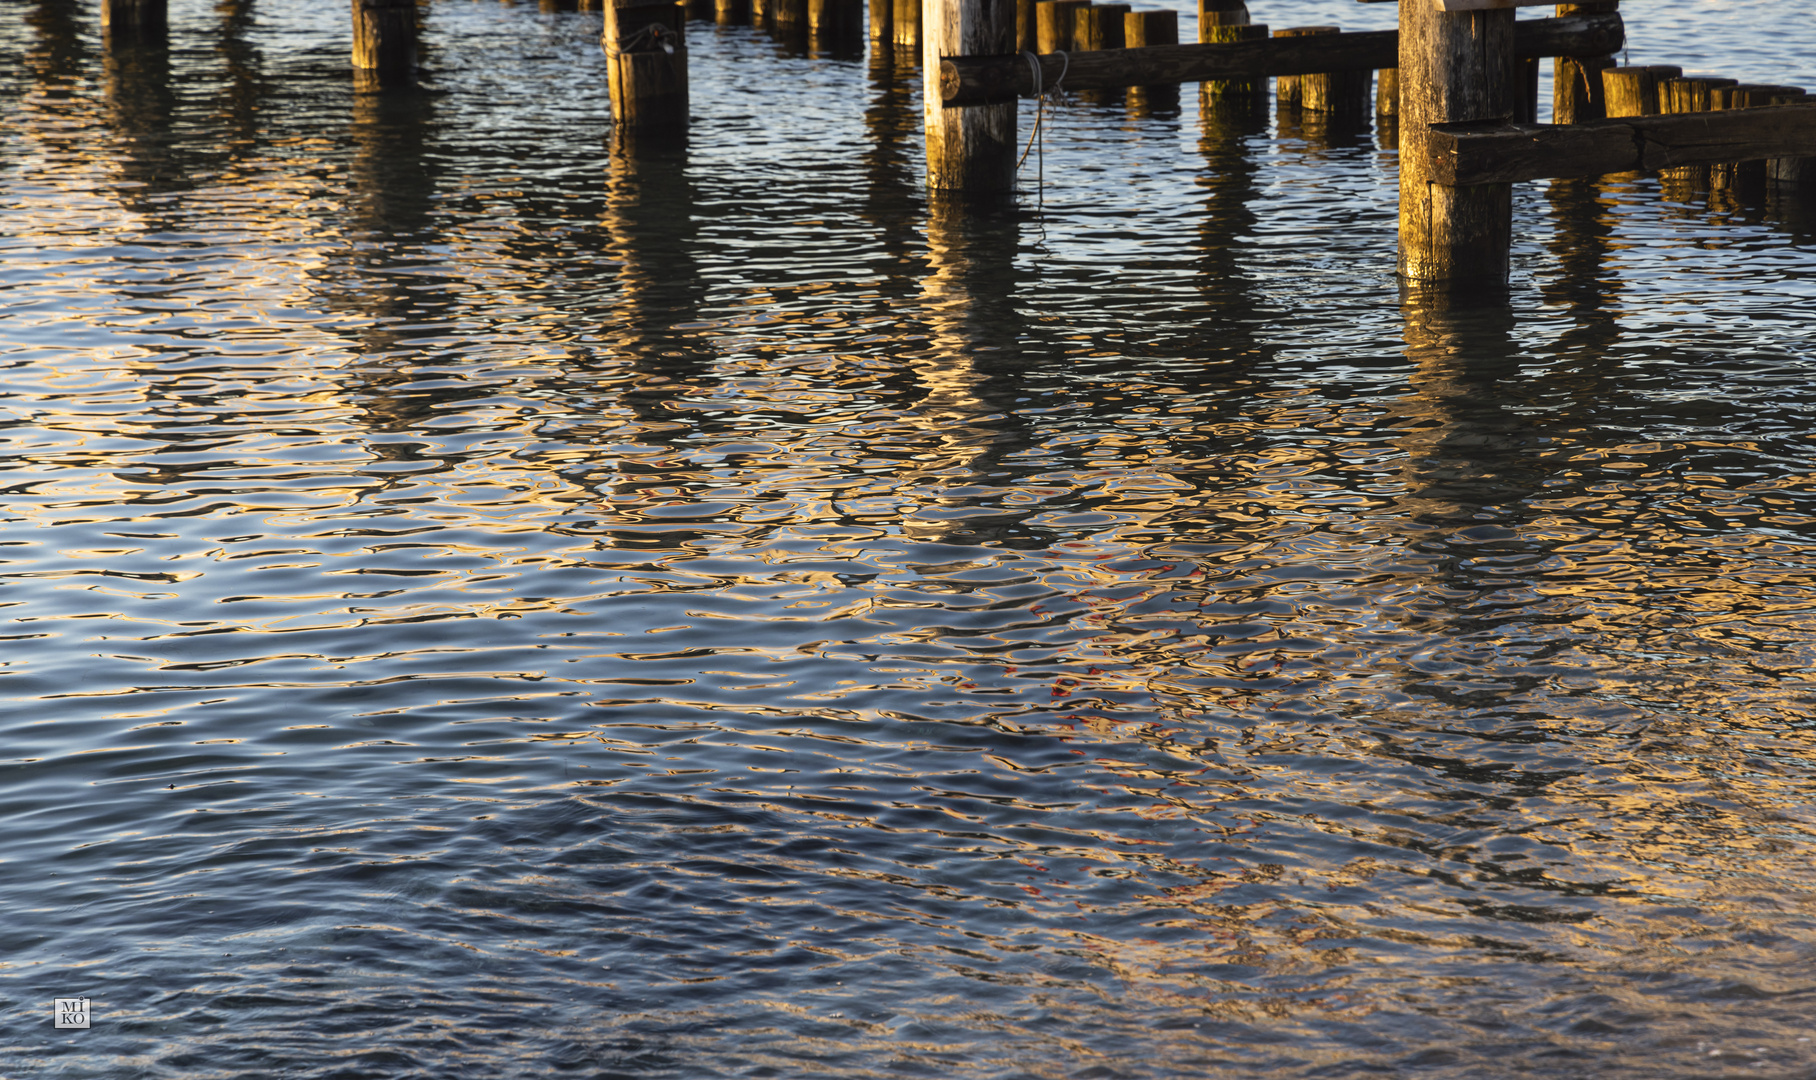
[1397,0,1514,286]
[922,0,1016,193]
[352,0,417,86]
[103,0,166,41]
[892,0,921,48]
[604,0,689,131]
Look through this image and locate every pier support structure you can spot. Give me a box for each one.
[604,0,689,131]
[1397,0,1515,286]
[103,0,167,41]
[352,0,417,85]
[1553,1,1616,124]
[923,0,1016,193]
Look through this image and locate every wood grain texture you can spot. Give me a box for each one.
[352,0,416,83]
[940,11,1619,105]
[1397,0,1515,284]
[1199,0,1248,27]
[1435,0,1555,9]
[1429,106,1816,184]
[1036,0,1090,53]
[924,0,1017,191]
[604,0,688,129]
[1551,1,1615,124]
[1074,4,1130,51]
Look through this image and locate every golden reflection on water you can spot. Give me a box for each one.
[5,2,1816,1076]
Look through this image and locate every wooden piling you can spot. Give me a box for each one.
[1768,90,1816,188]
[1196,23,1267,100]
[1125,9,1177,111]
[1273,26,1367,115]
[1197,0,1245,29]
[1658,76,1735,194]
[604,0,688,131]
[719,0,751,22]
[1074,3,1127,51]
[1601,64,1680,118]
[1397,0,1515,284]
[102,0,168,40]
[1711,84,1801,197]
[1036,0,1089,53]
[1513,57,1539,123]
[923,0,1017,193]
[870,0,891,38]
[1200,0,1262,102]
[352,0,417,85]
[1016,0,1034,52]
[1123,9,1173,49]
[1552,0,1616,124]
[1376,66,1397,117]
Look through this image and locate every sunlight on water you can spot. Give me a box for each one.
[2,0,1815,1076]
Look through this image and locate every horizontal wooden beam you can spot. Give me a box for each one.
[939,11,1622,106]
[1429,105,1816,184]
[1433,0,1556,10]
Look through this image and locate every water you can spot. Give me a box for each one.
[4,0,1816,1076]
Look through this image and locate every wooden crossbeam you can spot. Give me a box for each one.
[1433,0,1557,10]
[1428,105,1816,185]
[938,11,1622,105]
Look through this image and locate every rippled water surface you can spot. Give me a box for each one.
[4,0,1816,1075]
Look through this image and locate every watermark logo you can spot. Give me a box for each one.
[54,998,91,1029]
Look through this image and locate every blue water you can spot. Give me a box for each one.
[3,0,1815,1076]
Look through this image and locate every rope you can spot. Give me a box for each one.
[604,21,679,59]
[1015,50,1067,210]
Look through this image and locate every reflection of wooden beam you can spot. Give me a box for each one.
[939,11,1620,105]
[1429,105,1816,185]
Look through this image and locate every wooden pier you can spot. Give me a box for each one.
[101,0,1816,293]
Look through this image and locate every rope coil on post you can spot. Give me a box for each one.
[1016,50,1067,208]
[604,21,680,58]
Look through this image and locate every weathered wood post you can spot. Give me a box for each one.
[717,0,751,22]
[1602,64,1680,118]
[103,0,167,41]
[924,0,1016,193]
[1274,26,1368,116]
[1199,0,1262,103]
[871,0,892,39]
[1658,76,1735,195]
[1125,9,1177,112]
[604,0,688,132]
[1553,1,1616,124]
[1768,90,1816,188]
[1016,0,1035,51]
[1376,67,1398,119]
[352,0,417,85]
[1073,3,1126,50]
[1398,0,1515,285]
[1711,84,1800,198]
[1035,0,1088,54]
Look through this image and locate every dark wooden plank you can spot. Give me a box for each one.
[938,10,1620,105]
[1429,105,1816,185]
